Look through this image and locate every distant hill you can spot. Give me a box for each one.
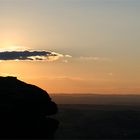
[51,93,140,105]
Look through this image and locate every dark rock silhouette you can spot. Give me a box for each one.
[0,76,59,139]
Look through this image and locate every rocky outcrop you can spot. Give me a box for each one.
[0,76,59,139]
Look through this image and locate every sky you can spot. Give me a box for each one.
[0,0,140,94]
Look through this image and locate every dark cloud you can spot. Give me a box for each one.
[0,50,63,61]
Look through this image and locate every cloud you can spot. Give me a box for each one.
[108,72,113,76]
[49,76,84,81]
[79,56,111,62]
[65,55,72,58]
[0,50,71,62]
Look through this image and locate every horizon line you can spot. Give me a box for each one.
[49,93,140,96]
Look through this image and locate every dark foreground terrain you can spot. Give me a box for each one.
[0,76,59,139]
[53,104,140,139]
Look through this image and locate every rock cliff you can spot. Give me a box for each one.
[0,76,59,139]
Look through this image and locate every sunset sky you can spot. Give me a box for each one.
[0,0,140,94]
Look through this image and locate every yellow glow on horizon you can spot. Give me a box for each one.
[0,27,27,50]
[0,40,14,49]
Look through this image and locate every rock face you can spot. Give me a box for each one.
[0,76,59,139]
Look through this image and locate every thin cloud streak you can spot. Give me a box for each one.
[79,56,111,62]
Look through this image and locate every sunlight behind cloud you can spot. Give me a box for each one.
[0,45,29,52]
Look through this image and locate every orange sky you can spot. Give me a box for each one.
[0,0,140,94]
[0,59,140,94]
